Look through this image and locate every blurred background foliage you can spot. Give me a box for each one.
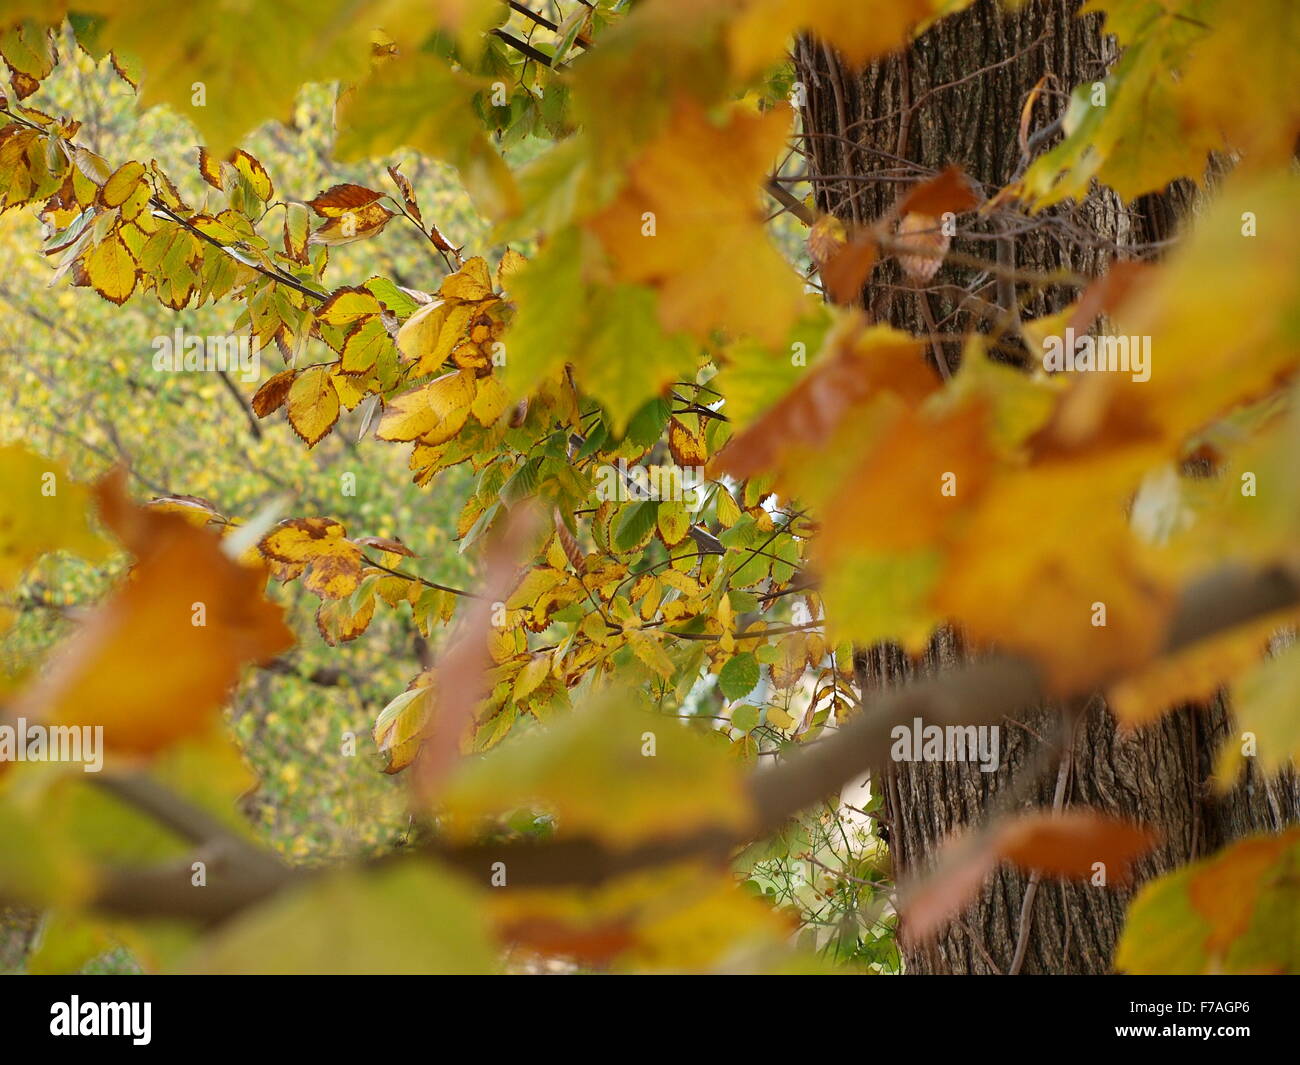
[0,32,892,974]
[0,38,492,873]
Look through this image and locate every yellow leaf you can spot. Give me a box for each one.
[377,370,476,445]
[727,0,964,77]
[259,517,363,600]
[441,699,752,846]
[286,365,340,447]
[513,653,551,702]
[83,231,138,305]
[188,861,495,974]
[0,444,111,591]
[85,0,371,153]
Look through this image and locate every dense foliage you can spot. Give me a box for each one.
[0,0,1297,974]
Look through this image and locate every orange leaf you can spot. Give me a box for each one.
[997,810,1157,880]
[710,321,934,483]
[14,473,293,757]
[898,164,980,217]
[903,809,1157,945]
[306,182,385,218]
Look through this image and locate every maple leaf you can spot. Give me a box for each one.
[1107,609,1294,729]
[711,318,935,483]
[188,862,495,975]
[1214,641,1300,784]
[1118,827,1300,974]
[334,52,517,220]
[440,698,752,847]
[935,451,1176,694]
[78,0,369,153]
[13,473,293,757]
[0,444,112,591]
[503,229,701,434]
[586,98,806,345]
[726,0,969,77]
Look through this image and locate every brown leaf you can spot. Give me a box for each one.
[809,214,879,305]
[710,321,934,483]
[308,202,396,246]
[894,212,949,283]
[998,810,1158,880]
[902,809,1158,945]
[353,534,417,558]
[251,369,295,418]
[306,182,385,218]
[898,164,980,217]
[499,917,637,966]
[820,229,879,305]
[386,164,422,225]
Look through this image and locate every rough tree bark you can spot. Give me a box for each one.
[795,0,1300,974]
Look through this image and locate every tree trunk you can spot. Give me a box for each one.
[795,0,1300,974]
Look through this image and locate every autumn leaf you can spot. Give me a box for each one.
[809,215,878,306]
[83,231,139,305]
[586,98,805,345]
[188,861,495,975]
[1118,827,1300,974]
[305,182,384,217]
[308,202,396,247]
[904,810,1157,944]
[81,0,371,153]
[376,370,477,445]
[334,52,517,219]
[286,366,341,447]
[13,473,293,756]
[441,698,752,847]
[1214,640,1300,784]
[711,319,934,483]
[503,228,701,434]
[898,165,980,217]
[250,369,295,418]
[0,443,112,591]
[727,0,968,76]
[259,517,364,600]
[1107,609,1293,729]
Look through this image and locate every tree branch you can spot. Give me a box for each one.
[55,562,1300,925]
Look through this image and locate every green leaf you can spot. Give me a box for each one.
[188,861,496,974]
[730,704,760,732]
[613,499,660,553]
[718,652,761,701]
[335,53,517,218]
